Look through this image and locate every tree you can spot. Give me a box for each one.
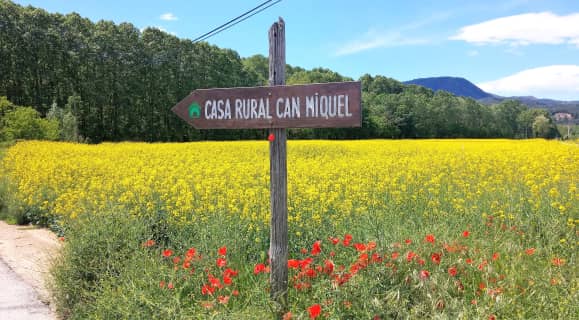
[0,96,14,117]
[242,54,268,85]
[287,68,352,85]
[61,109,79,141]
[1,106,59,141]
[532,115,559,138]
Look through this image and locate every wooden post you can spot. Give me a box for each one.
[268,17,288,312]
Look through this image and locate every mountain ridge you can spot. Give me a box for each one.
[403,76,579,116]
[404,76,493,100]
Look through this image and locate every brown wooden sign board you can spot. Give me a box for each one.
[171,81,361,129]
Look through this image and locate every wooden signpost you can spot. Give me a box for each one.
[171,81,361,129]
[171,18,361,312]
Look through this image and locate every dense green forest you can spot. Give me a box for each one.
[0,1,559,142]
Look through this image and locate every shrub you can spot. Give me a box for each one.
[1,106,59,141]
[50,212,152,318]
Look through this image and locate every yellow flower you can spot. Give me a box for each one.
[2,139,577,234]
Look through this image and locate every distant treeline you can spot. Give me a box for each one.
[0,1,559,142]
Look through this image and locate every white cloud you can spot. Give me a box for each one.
[451,12,579,47]
[467,50,479,56]
[336,30,429,56]
[160,13,178,21]
[335,13,450,56]
[478,65,579,100]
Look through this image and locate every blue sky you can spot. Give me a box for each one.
[13,0,579,100]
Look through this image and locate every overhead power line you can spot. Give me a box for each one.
[192,0,282,43]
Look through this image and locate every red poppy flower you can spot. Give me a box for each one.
[349,263,361,275]
[208,274,223,288]
[182,261,191,269]
[343,234,353,246]
[391,252,400,260]
[431,253,441,265]
[159,280,166,288]
[488,315,496,320]
[142,239,155,247]
[465,258,473,264]
[406,251,417,262]
[478,260,488,271]
[551,257,565,266]
[425,234,435,243]
[329,237,340,245]
[172,256,181,264]
[311,241,322,255]
[367,241,377,251]
[354,243,366,252]
[254,263,267,274]
[216,258,227,268]
[492,252,499,261]
[218,246,227,256]
[462,230,470,238]
[162,249,173,257]
[288,259,299,269]
[201,284,215,295]
[448,266,458,277]
[323,259,334,274]
[300,257,314,269]
[186,247,196,258]
[218,295,230,304]
[417,259,425,266]
[405,239,412,245]
[525,248,535,255]
[305,268,316,278]
[308,304,321,319]
[294,282,312,290]
[419,270,430,279]
[232,289,239,296]
[283,311,293,320]
[223,275,232,285]
[167,282,174,289]
[223,268,238,277]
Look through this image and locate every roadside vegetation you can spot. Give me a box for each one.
[1,140,576,319]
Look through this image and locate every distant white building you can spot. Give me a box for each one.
[553,112,574,121]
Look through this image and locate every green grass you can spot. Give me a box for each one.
[47,202,577,319]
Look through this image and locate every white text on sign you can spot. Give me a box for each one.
[204,94,353,120]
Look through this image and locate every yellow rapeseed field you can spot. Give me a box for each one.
[2,140,577,233]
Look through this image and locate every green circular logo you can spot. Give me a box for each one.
[188,102,201,119]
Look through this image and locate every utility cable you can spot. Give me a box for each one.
[192,0,282,43]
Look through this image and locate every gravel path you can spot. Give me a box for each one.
[0,221,60,320]
[0,257,54,320]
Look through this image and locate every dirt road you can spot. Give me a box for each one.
[0,221,60,319]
